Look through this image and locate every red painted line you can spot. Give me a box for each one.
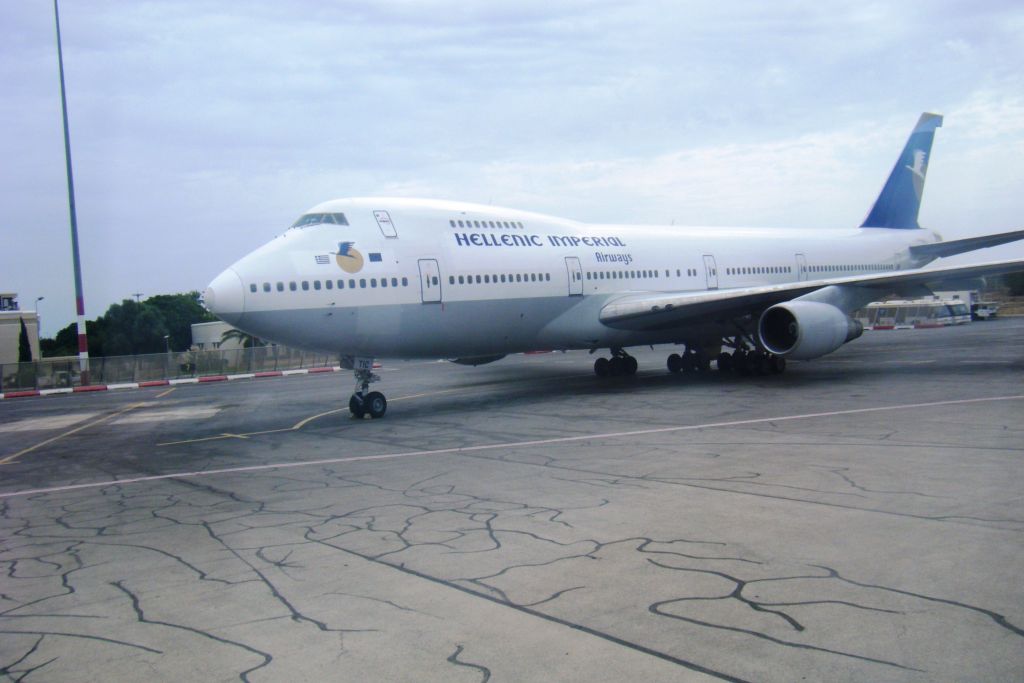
[197,375,228,383]
[3,390,41,399]
[73,385,107,393]
[307,367,335,374]
[138,380,170,387]
[255,371,284,378]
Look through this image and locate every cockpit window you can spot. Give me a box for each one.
[291,212,349,228]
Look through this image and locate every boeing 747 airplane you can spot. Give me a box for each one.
[203,113,1024,418]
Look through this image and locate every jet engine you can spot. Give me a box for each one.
[448,355,507,366]
[758,302,863,360]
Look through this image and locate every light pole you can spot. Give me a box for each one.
[164,335,171,379]
[34,297,44,336]
[133,293,143,303]
[54,0,90,384]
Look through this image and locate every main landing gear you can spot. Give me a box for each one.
[593,348,638,377]
[665,337,786,377]
[348,360,387,419]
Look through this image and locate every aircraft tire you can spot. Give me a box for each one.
[667,353,683,373]
[594,357,610,377]
[716,352,732,373]
[349,394,366,419]
[770,355,786,374]
[609,357,625,376]
[624,356,638,375]
[365,391,387,419]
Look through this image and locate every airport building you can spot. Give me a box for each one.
[0,293,41,364]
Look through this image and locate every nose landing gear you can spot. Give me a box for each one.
[348,359,387,419]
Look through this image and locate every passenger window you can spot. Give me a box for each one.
[302,281,309,290]
[449,276,455,285]
[277,282,284,292]
[381,278,388,288]
[249,284,257,293]
[349,279,356,288]
[314,280,321,290]
[371,278,377,288]
[359,279,366,288]
[325,280,333,290]
[459,275,465,284]
[263,283,271,292]
[402,277,409,286]
[289,282,297,291]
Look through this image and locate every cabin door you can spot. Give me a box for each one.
[702,254,719,290]
[417,259,442,303]
[795,253,808,281]
[564,257,583,296]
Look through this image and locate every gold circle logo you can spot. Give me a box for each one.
[334,242,364,273]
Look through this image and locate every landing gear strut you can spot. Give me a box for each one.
[593,348,638,377]
[348,359,387,419]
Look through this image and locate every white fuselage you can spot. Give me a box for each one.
[206,197,940,359]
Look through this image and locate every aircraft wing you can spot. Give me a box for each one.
[599,258,1024,331]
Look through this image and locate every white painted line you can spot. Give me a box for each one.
[281,369,309,376]
[228,373,255,380]
[0,412,101,433]
[39,388,75,396]
[169,378,199,385]
[107,383,141,391]
[2,394,1022,499]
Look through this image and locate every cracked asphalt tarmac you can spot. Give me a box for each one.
[1,319,1022,681]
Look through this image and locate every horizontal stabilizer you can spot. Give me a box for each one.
[909,229,1024,260]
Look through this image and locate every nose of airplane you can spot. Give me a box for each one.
[203,268,245,325]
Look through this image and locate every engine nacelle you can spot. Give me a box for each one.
[758,302,863,360]
[448,354,507,366]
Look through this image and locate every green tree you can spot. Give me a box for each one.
[95,300,168,355]
[147,291,216,351]
[18,317,32,362]
[220,328,262,348]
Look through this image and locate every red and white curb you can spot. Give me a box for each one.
[0,365,364,400]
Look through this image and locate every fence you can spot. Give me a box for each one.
[1,346,339,392]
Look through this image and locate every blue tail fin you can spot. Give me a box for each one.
[861,113,943,229]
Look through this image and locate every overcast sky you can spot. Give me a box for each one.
[2,1,1022,336]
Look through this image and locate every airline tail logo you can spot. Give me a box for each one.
[906,149,927,198]
[333,241,365,273]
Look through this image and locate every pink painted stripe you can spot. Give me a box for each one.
[197,375,228,383]
[3,390,41,399]
[307,367,335,374]
[255,371,283,378]
[73,385,107,393]
[138,380,170,388]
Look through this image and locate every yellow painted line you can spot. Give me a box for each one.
[0,402,147,466]
[156,387,176,398]
[291,408,347,431]
[156,376,589,448]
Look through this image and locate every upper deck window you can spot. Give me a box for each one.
[292,212,349,228]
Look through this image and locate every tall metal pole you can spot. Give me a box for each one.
[54,0,90,383]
